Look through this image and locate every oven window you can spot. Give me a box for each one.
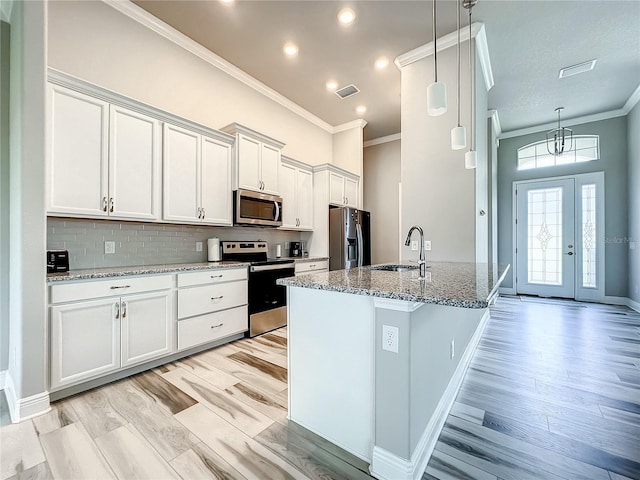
[248,268,295,315]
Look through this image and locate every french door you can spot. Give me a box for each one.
[515,173,604,301]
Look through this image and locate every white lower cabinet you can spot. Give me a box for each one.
[176,267,248,351]
[295,260,329,275]
[49,275,173,391]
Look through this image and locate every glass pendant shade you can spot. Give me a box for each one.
[451,125,467,150]
[427,81,447,116]
[465,150,477,169]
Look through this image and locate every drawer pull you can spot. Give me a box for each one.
[211,295,224,300]
[309,264,316,268]
[210,274,223,279]
[210,323,224,329]
[110,285,131,290]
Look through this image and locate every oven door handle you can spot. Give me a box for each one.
[274,200,280,222]
[250,263,294,273]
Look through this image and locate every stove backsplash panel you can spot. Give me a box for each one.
[47,218,302,270]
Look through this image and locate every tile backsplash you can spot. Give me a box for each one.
[47,218,302,270]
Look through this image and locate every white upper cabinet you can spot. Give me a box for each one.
[280,156,313,230]
[163,123,233,226]
[109,105,161,220]
[327,168,359,208]
[47,84,160,220]
[48,84,109,217]
[222,123,285,195]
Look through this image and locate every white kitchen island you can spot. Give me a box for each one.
[278,262,509,480]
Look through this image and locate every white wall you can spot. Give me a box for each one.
[7,0,48,415]
[629,102,640,303]
[47,0,332,167]
[363,140,401,264]
[399,41,486,263]
[1,20,10,376]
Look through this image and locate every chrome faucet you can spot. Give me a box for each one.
[405,225,426,279]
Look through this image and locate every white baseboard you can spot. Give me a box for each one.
[0,370,6,390]
[4,373,51,423]
[370,309,491,480]
[627,298,640,313]
[603,296,628,306]
[498,287,516,296]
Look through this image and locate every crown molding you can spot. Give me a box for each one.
[394,22,493,92]
[499,109,627,140]
[364,133,401,148]
[487,110,502,137]
[220,122,286,149]
[1,0,14,22]
[102,0,335,134]
[623,84,640,113]
[333,119,368,133]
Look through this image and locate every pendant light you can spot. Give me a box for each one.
[546,107,573,156]
[427,0,447,116]
[463,0,477,169]
[451,0,467,150]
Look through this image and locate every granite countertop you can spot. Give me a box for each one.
[47,261,249,283]
[277,262,510,309]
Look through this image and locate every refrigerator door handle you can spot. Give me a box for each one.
[356,222,364,267]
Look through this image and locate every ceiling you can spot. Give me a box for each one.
[133,0,640,141]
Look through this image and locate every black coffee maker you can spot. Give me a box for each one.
[289,241,302,257]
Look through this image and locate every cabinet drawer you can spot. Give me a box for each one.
[295,260,329,275]
[177,267,247,287]
[178,306,248,350]
[178,280,247,319]
[50,274,173,304]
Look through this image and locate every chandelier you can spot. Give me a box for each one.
[546,107,573,156]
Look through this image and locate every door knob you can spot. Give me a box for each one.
[567,252,574,256]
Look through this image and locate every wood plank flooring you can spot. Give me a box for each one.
[1,297,638,480]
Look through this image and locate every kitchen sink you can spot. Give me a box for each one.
[370,264,422,272]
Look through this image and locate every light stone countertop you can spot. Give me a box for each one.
[47,261,250,283]
[277,262,510,309]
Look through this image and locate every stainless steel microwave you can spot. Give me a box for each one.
[234,189,283,227]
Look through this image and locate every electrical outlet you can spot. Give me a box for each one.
[382,325,399,353]
[411,240,418,251]
[196,241,203,252]
[450,339,455,359]
[104,241,116,254]
[424,240,432,251]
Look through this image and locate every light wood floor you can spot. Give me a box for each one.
[1,297,639,480]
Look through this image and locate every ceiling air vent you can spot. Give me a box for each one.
[335,84,360,99]
[559,60,596,79]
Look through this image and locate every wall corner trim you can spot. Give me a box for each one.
[101,0,336,134]
[370,309,491,480]
[0,0,13,22]
[488,110,502,137]
[364,133,401,148]
[395,22,494,92]
[4,373,51,423]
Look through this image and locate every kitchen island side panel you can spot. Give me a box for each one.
[287,286,375,461]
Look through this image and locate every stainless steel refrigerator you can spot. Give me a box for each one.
[329,207,371,271]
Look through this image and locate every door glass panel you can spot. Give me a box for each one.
[527,187,563,285]
[582,184,597,288]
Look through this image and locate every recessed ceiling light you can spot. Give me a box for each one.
[559,59,596,79]
[338,8,356,26]
[375,57,389,70]
[219,0,234,4]
[356,105,367,115]
[325,80,338,91]
[283,42,299,57]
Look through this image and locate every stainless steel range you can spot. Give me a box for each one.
[221,241,294,337]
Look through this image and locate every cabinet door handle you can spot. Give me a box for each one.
[109,197,114,213]
[210,274,223,279]
[310,264,316,268]
[110,285,131,290]
[102,196,108,212]
[210,323,223,329]
[211,295,224,300]
[114,302,120,319]
[121,301,127,318]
